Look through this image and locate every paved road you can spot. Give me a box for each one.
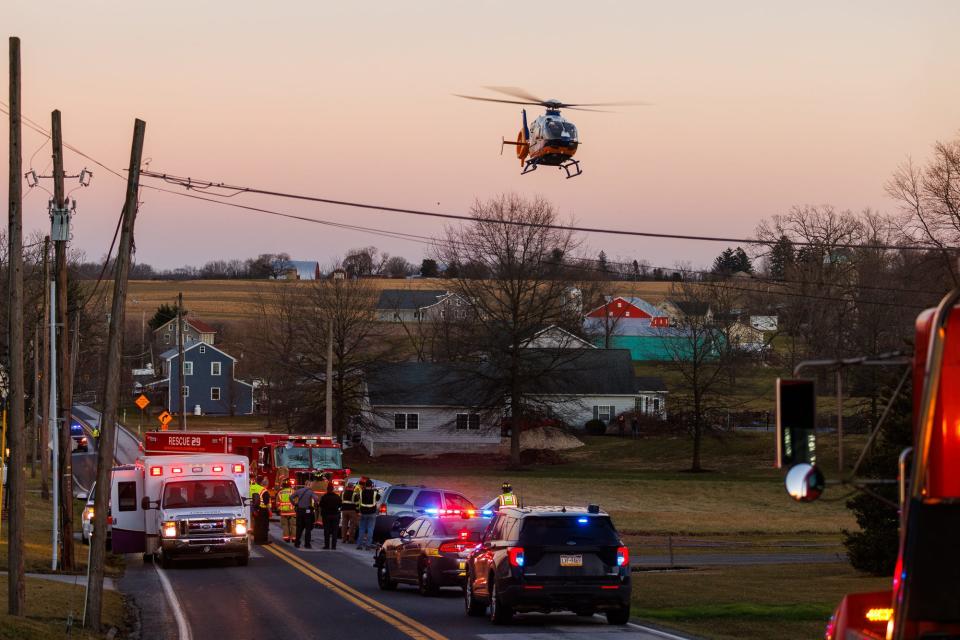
[125,521,689,640]
[70,404,142,494]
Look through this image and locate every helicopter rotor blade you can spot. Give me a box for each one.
[483,86,547,104]
[561,100,652,107]
[453,94,541,106]
[563,107,612,113]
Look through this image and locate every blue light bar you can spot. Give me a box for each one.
[481,509,494,517]
[424,508,439,515]
[577,517,589,524]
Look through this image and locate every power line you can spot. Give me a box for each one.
[0,102,940,307]
[139,169,941,253]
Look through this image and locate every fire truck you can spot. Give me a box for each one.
[143,431,351,497]
[780,290,960,640]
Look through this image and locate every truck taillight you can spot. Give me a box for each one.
[508,547,525,568]
[150,466,162,476]
[379,504,387,514]
[439,540,472,553]
[233,463,244,473]
[617,546,629,567]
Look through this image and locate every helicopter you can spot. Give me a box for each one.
[455,86,644,179]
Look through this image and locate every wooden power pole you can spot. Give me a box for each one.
[85,118,145,630]
[39,236,50,500]
[178,292,186,429]
[51,109,74,571]
[7,34,27,617]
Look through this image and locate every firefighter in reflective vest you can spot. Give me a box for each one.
[497,482,518,508]
[276,479,296,542]
[250,476,270,515]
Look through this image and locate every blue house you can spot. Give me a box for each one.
[151,342,254,415]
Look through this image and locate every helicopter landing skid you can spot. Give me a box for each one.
[520,161,538,175]
[559,158,582,179]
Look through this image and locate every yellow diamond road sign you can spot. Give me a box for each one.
[135,394,150,410]
[158,410,172,426]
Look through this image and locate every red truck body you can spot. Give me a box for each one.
[826,298,960,640]
[143,431,350,495]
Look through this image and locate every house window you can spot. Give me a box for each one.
[182,386,190,398]
[199,346,206,354]
[164,333,171,344]
[211,387,221,401]
[654,398,661,414]
[456,414,480,430]
[394,413,419,430]
[625,311,631,317]
[593,405,614,422]
[211,361,221,376]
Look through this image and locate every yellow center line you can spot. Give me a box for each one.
[263,543,450,640]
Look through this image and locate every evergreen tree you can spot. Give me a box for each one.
[420,258,439,278]
[149,303,184,330]
[769,235,795,281]
[598,250,609,274]
[732,247,753,274]
[712,248,736,276]
[843,383,913,575]
[632,259,640,281]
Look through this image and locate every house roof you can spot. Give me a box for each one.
[367,362,487,406]
[524,348,644,396]
[635,376,668,392]
[584,317,685,337]
[522,325,596,349]
[153,316,218,335]
[669,300,710,317]
[376,289,449,311]
[616,296,663,318]
[160,341,237,362]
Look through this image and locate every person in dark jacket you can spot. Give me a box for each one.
[356,479,380,550]
[319,484,342,550]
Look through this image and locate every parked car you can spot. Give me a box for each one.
[374,484,476,543]
[376,509,493,595]
[71,423,89,453]
[463,505,631,625]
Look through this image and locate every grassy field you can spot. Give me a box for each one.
[123,278,676,324]
[347,432,886,640]
[0,477,127,638]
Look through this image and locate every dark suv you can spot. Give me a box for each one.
[463,506,631,625]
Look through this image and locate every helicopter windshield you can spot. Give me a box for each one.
[543,118,577,141]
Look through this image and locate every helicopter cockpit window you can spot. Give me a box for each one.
[544,119,564,139]
[562,122,578,140]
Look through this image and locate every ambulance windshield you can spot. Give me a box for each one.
[162,480,242,509]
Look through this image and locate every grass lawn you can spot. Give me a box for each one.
[0,476,126,638]
[0,578,126,639]
[349,432,890,640]
[632,563,890,640]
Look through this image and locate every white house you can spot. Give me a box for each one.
[361,362,502,456]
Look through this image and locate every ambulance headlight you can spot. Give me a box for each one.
[162,521,178,538]
[234,518,248,536]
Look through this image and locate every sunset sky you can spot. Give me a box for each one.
[3,1,959,271]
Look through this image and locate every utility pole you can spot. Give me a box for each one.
[178,292,186,429]
[48,280,58,571]
[6,35,27,616]
[51,109,74,571]
[85,118,145,631]
[31,324,38,478]
[325,319,333,438]
[39,236,50,500]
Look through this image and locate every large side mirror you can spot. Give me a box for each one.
[785,463,825,502]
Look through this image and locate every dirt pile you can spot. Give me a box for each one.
[501,426,584,452]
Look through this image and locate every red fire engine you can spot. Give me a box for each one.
[783,290,960,639]
[143,431,351,496]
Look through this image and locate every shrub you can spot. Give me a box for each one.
[584,419,607,436]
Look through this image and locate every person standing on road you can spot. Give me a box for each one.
[631,416,640,439]
[340,483,359,544]
[319,483,342,550]
[276,479,296,543]
[356,479,380,551]
[291,479,320,549]
[497,482,518,508]
[250,476,270,516]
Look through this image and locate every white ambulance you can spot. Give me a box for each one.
[110,454,251,568]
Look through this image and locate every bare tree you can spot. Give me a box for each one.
[436,194,586,467]
[659,279,739,472]
[887,135,960,283]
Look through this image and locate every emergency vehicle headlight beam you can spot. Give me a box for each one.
[162,521,178,538]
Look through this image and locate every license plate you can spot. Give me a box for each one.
[458,561,466,570]
[560,554,583,567]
